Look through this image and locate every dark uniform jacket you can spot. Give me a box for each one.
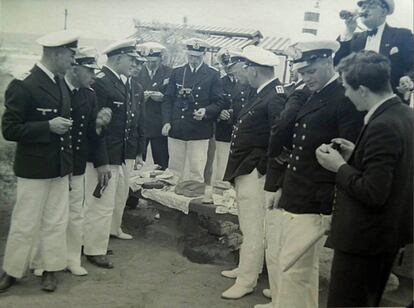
[69,86,105,176]
[215,75,251,143]
[276,79,364,215]
[162,63,224,140]
[2,65,72,179]
[265,81,311,191]
[223,79,286,183]
[125,77,145,160]
[137,65,172,138]
[326,97,414,254]
[91,66,133,166]
[334,24,414,95]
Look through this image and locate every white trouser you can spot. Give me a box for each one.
[83,163,121,256]
[67,174,86,267]
[3,176,69,278]
[111,159,134,235]
[168,137,209,182]
[212,140,231,184]
[234,169,265,288]
[265,209,330,308]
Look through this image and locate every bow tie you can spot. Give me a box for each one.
[367,28,378,37]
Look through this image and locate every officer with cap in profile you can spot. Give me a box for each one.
[64,47,111,276]
[136,42,172,170]
[0,29,79,292]
[162,38,224,182]
[221,45,286,300]
[212,47,251,185]
[256,37,363,308]
[335,0,414,102]
[82,38,140,269]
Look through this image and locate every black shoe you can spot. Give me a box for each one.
[41,271,57,292]
[86,255,114,269]
[0,272,16,293]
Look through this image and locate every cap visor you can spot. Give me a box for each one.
[187,50,205,56]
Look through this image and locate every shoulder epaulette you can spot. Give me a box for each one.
[275,85,285,94]
[86,87,95,92]
[208,65,219,72]
[14,71,30,81]
[295,83,306,90]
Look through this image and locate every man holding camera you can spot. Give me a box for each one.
[0,30,79,292]
[334,0,414,103]
[162,38,223,182]
[317,50,413,307]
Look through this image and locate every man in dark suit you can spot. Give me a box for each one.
[316,50,413,307]
[136,42,171,170]
[212,47,251,185]
[162,38,223,182]
[258,38,364,308]
[0,30,79,292]
[221,45,286,300]
[82,39,141,268]
[334,0,414,102]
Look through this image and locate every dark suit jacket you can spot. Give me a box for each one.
[162,63,224,140]
[215,75,251,142]
[137,65,172,138]
[223,79,286,183]
[265,81,311,191]
[334,24,414,94]
[327,97,414,254]
[276,79,364,214]
[2,65,73,179]
[69,87,105,176]
[91,66,132,166]
[125,78,145,159]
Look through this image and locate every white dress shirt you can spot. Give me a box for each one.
[364,22,386,53]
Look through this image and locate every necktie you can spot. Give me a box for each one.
[367,28,378,37]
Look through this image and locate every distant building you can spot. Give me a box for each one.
[302,1,321,36]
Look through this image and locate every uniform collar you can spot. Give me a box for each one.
[257,77,277,94]
[36,62,56,83]
[316,73,339,93]
[64,76,78,92]
[104,64,123,81]
[364,93,396,124]
[189,61,204,73]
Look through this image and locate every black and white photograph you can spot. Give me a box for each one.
[0,0,413,307]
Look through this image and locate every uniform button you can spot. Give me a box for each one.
[181,115,184,119]
[80,123,83,127]
[198,86,201,90]
[60,137,64,141]
[293,166,297,171]
[296,156,299,160]
[295,122,299,127]
[239,120,242,123]
[195,102,198,106]
[69,145,72,149]
[241,91,244,95]
[293,133,297,138]
[241,104,245,108]
[132,113,135,117]
[76,146,80,150]
[292,144,296,148]
[53,109,58,113]
[70,107,73,112]
[69,135,72,139]
[303,123,307,128]
[81,115,85,119]
[61,147,64,151]
[182,108,185,111]
[287,164,291,168]
[233,134,237,138]
[79,132,82,135]
[77,139,81,142]
[289,154,293,158]
[241,98,245,102]
[195,94,199,98]
[302,135,306,140]
[299,146,303,150]
[227,94,231,97]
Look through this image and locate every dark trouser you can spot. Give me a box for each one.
[144,136,169,170]
[327,248,398,307]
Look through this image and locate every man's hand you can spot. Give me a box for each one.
[331,138,355,161]
[161,123,171,136]
[96,164,111,187]
[315,144,346,173]
[49,117,72,135]
[144,91,152,102]
[264,188,282,209]
[96,108,112,134]
[397,75,414,95]
[150,91,164,102]
[193,108,206,121]
[219,109,231,121]
[134,154,144,170]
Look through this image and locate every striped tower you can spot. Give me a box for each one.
[302,0,321,36]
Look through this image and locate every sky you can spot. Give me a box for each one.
[0,0,413,41]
